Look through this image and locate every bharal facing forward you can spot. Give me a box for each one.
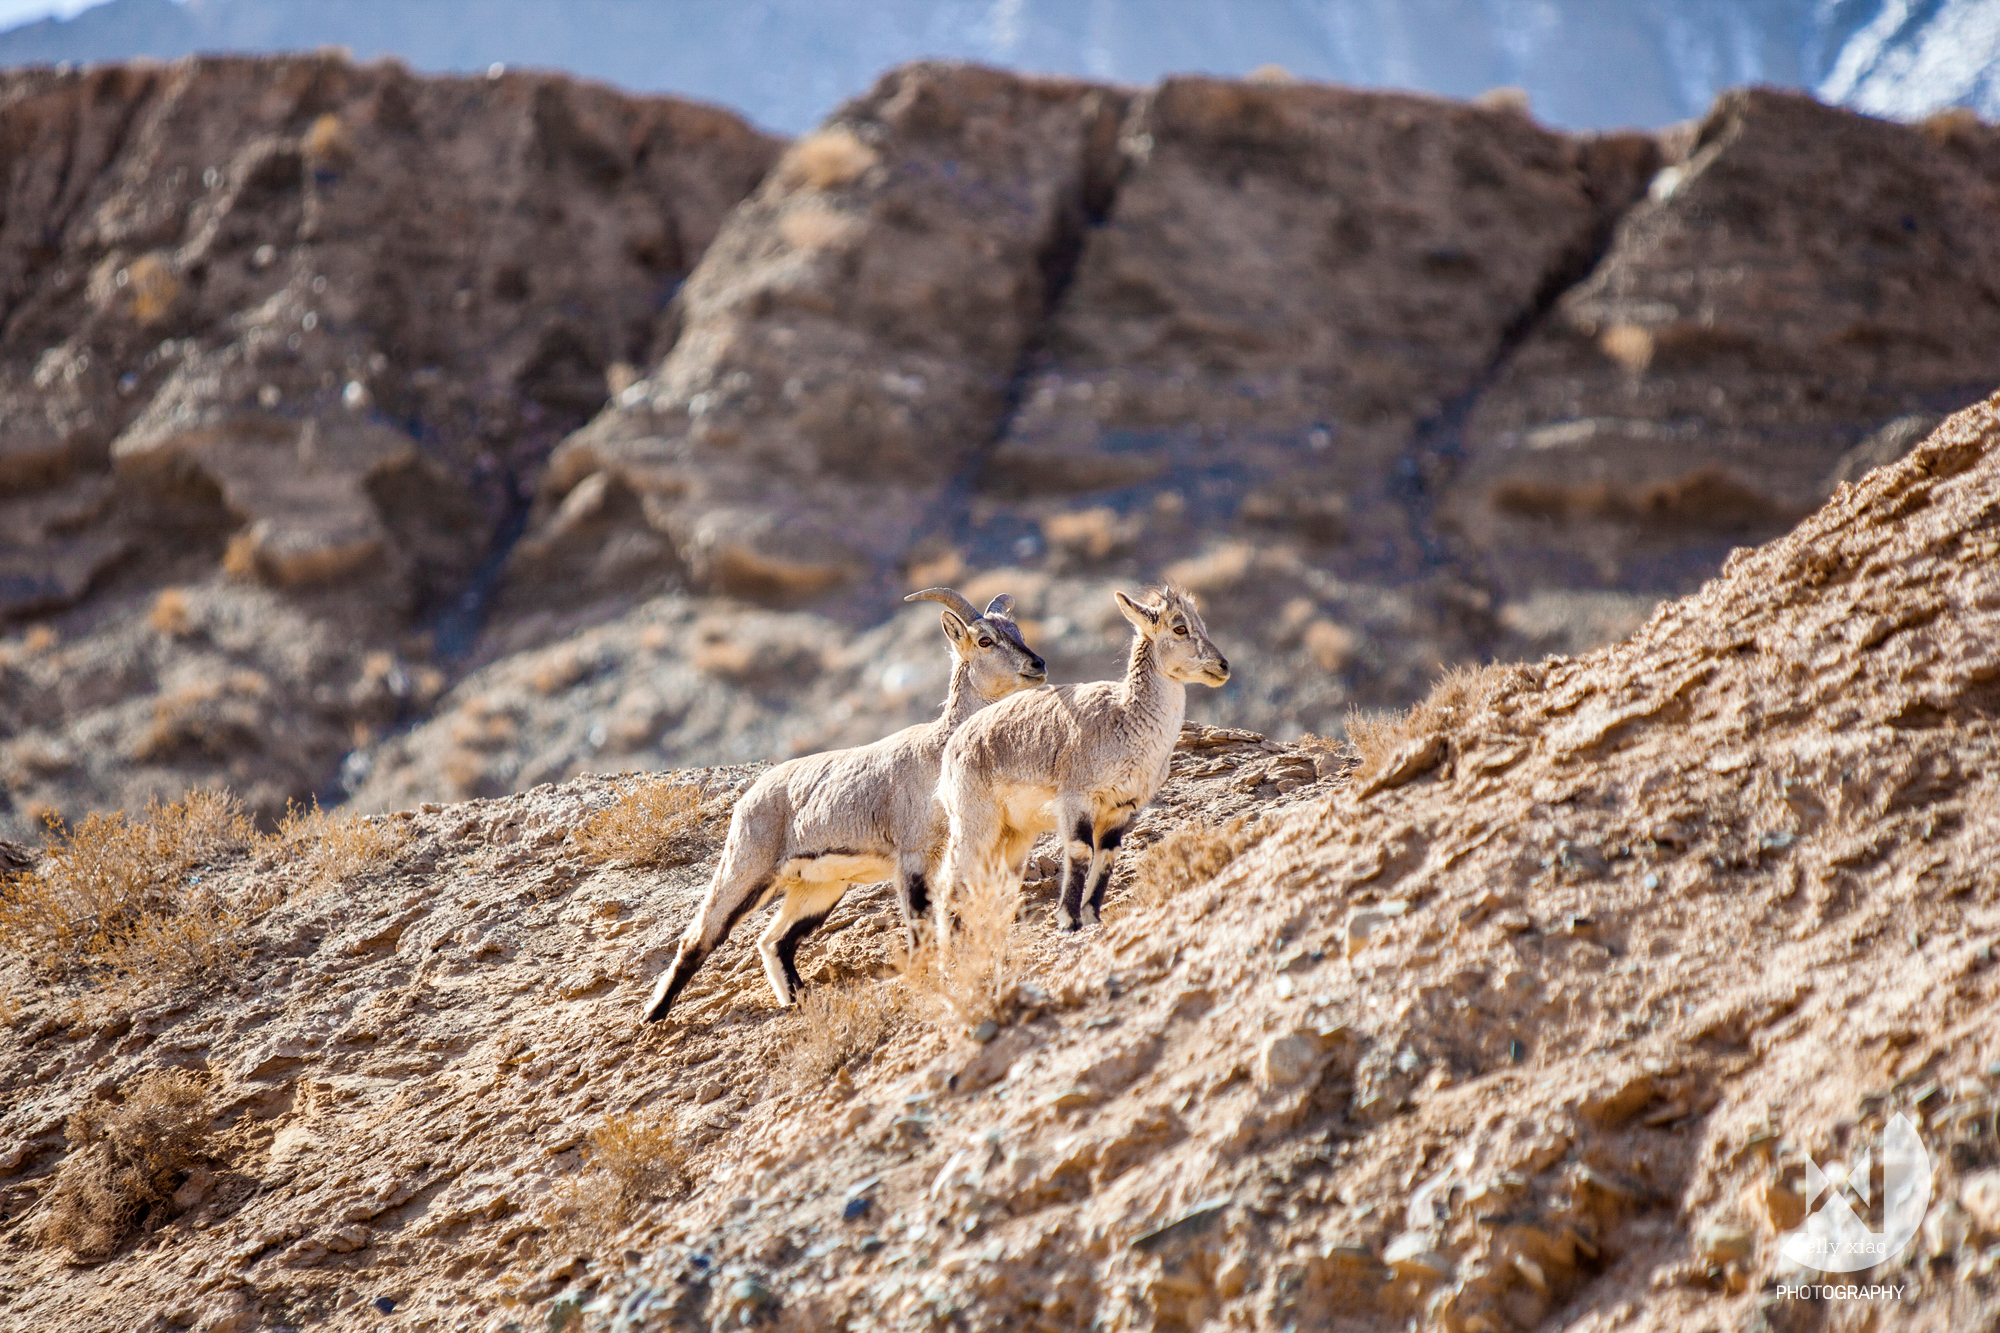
[642,588,1045,1022]
[936,584,1230,936]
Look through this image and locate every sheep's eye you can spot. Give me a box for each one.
[1173,624,1189,637]
[977,637,993,649]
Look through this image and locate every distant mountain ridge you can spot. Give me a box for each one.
[0,0,1993,133]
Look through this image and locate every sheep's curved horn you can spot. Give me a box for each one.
[984,594,1014,619]
[905,586,981,622]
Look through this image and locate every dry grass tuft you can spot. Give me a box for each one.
[1120,816,1269,915]
[121,252,180,327]
[32,1068,210,1259]
[258,797,404,896]
[542,1112,691,1251]
[779,203,864,252]
[575,782,709,869]
[1042,506,1142,563]
[909,875,1024,1031]
[1345,661,1516,772]
[785,980,913,1086]
[1302,619,1358,672]
[0,791,255,983]
[220,529,261,580]
[147,588,192,636]
[1163,541,1256,594]
[302,112,354,165]
[783,127,878,190]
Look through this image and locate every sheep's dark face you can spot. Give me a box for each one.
[1118,585,1230,687]
[947,594,1047,700]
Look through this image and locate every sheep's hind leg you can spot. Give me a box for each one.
[757,878,849,1008]
[644,869,775,1023]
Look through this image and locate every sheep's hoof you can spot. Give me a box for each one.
[1055,913,1080,933]
[1080,908,1101,928]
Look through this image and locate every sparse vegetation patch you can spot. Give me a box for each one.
[258,796,405,896]
[1120,815,1270,914]
[574,781,711,869]
[541,1112,692,1252]
[1344,661,1521,773]
[31,1068,211,1260]
[785,979,914,1086]
[0,791,256,984]
[909,875,1024,1031]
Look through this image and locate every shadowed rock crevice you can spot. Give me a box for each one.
[1397,128,1663,586]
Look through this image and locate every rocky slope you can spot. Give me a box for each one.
[0,397,1995,1331]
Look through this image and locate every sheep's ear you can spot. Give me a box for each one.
[940,609,973,654]
[1114,590,1161,633]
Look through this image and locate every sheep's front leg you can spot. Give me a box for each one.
[1080,815,1131,928]
[1055,796,1094,933]
[895,852,932,956]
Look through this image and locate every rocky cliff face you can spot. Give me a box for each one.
[0,397,1994,1332]
[0,54,780,834]
[8,56,2000,839]
[356,67,2000,813]
[1449,88,2000,608]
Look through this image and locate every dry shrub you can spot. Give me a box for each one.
[1599,323,1655,372]
[131,673,272,764]
[778,204,864,252]
[0,791,254,982]
[1345,661,1516,771]
[1121,816,1269,914]
[542,1112,690,1251]
[147,588,192,636]
[909,875,1023,1030]
[1302,619,1357,672]
[1163,541,1255,594]
[529,648,589,695]
[903,543,964,592]
[121,252,180,326]
[301,112,354,165]
[32,1069,210,1259]
[1042,507,1141,562]
[785,980,913,1086]
[783,127,878,190]
[575,782,707,869]
[259,797,404,896]
[220,528,261,580]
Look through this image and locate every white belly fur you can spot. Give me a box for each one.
[782,852,894,884]
[998,784,1055,834]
